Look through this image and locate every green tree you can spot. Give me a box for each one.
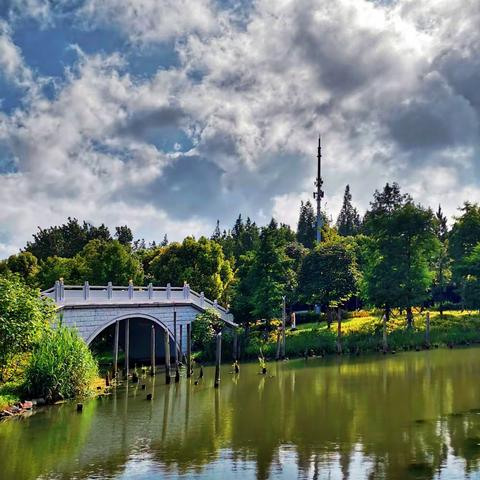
[336,185,361,236]
[35,256,84,290]
[5,252,40,285]
[79,239,144,285]
[449,203,480,283]
[115,225,133,245]
[148,237,234,303]
[25,217,111,260]
[0,277,55,379]
[458,243,480,310]
[362,199,438,328]
[297,200,317,248]
[298,240,359,314]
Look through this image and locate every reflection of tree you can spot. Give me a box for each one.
[4,349,480,479]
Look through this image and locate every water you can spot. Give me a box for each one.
[2,348,480,479]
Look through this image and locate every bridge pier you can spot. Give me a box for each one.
[124,318,130,377]
[113,320,119,378]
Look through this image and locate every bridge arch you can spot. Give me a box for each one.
[85,312,176,346]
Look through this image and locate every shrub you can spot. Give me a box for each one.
[0,276,54,380]
[25,325,98,401]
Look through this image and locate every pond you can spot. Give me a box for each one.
[2,348,480,479]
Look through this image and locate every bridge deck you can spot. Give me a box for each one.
[42,282,235,326]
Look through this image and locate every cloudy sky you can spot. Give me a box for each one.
[0,0,479,257]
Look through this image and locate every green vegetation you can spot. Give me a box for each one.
[25,326,98,402]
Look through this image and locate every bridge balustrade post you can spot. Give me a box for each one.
[183,283,188,299]
[214,299,218,309]
[60,278,65,301]
[148,283,153,300]
[166,283,171,300]
[107,282,112,300]
[83,281,90,301]
[200,292,205,308]
[54,280,60,302]
[128,280,133,300]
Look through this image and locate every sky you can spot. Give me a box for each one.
[0,0,479,258]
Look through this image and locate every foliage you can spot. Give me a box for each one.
[298,239,359,308]
[79,239,144,285]
[215,215,260,260]
[25,325,98,401]
[297,200,317,248]
[148,236,234,303]
[25,217,111,260]
[336,185,361,236]
[362,188,439,326]
[115,225,133,246]
[192,309,226,360]
[4,252,40,285]
[0,277,54,380]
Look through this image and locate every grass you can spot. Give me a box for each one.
[242,310,480,359]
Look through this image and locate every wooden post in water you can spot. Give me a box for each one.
[124,318,130,377]
[382,314,388,353]
[113,320,120,379]
[164,330,171,384]
[281,296,286,359]
[150,325,156,376]
[425,311,431,347]
[173,308,178,365]
[214,332,222,388]
[336,309,342,355]
[186,323,192,378]
[275,329,281,361]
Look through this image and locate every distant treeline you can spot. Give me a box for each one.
[1,182,480,328]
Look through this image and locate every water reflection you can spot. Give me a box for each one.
[2,348,480,479]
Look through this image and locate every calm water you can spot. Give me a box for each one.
[2,348,480,479]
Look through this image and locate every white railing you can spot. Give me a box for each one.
[42,281,234,325]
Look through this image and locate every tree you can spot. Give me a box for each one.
[35,256,84,290]
[25,217,112,260]
[362,199,438,328]
[297,201,316,248]
[449,203,480,283]
[5,252,40,285]
[115,225,133,245]
[298,240,359,315]
[298,239,358,352]
[249,223,295,322]
[0,277,55,380]
[458,243,480,311]
[336,185,361,236]
[148,237,234,303]
[79,239,144,285]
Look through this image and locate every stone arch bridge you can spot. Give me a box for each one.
[41,281,236,372]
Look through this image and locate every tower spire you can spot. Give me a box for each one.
[314,135,324,242]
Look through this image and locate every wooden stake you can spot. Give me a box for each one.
[186,323,192,378]
[281,296,286,358]
[124,318,130,377]
[179,324,183,358]
[425,311,431,347]
[173,309,178,365]
[150,325,156,376]
[382,314,388,353]
[164,330,171,384]
[113,320,120,378]
[214,332,222,388]
[336,309,342,354]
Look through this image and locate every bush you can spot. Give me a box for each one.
[25,325,98,401]
[0,276,54,380]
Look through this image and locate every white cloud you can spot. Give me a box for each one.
[1,0,480,257]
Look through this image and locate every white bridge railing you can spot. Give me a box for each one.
[41,281,234,325]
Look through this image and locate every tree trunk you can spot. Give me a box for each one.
[406,306,414,329]
[336,308,342,354]
[327,307,333,329]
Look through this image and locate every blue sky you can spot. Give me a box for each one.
[0,0,479,257]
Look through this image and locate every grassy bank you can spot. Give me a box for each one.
[242,311,480,359]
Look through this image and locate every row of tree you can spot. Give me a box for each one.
[1,183,480,329]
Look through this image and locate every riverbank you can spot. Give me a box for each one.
[242,310,480,359]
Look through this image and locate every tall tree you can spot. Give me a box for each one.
[297,201,316,248]
[25,218,112,260]
[115,225,133,246]
[336,185,361,236]
[362,198,438,328]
